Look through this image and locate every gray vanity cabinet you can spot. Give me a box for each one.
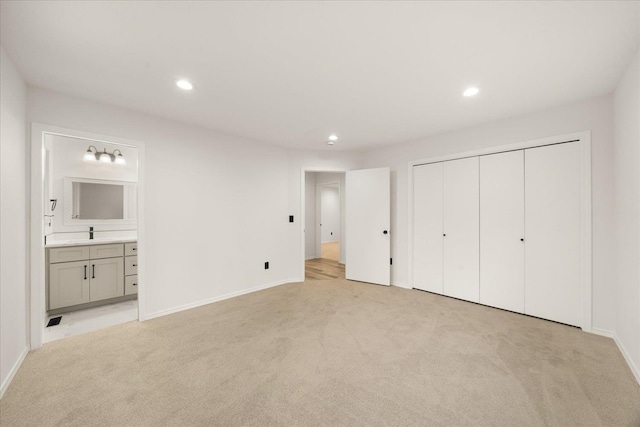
[49,260,91,309]
[47,242,134,311]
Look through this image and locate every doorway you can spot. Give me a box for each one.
[30,124,146,349]
[304,171,345,280]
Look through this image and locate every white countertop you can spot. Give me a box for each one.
[45,238,136,248]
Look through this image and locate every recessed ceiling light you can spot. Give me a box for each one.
[463,86,479,97]
[176,79,193,90]
[328,134,338,141]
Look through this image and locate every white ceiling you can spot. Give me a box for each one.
[1,1,638,151]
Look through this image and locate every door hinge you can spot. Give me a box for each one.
[390,258,393,265]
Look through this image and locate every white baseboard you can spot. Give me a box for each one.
[613,334,640,385]
[590,327,615,338]
[391,281,411,289]
[590,328,639,385]
[144,279,296,321]
[0,346,29,399]
[305,255,317,260]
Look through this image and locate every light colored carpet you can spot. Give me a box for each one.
[2,279,639,426]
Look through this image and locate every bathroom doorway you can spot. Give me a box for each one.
[30,124,146,348]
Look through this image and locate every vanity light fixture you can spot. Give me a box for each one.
[327,134,338,145]
[83,146,126,165]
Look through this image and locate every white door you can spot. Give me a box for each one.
[443,157,480,302]
[345,167,390,286]
[413,163,444,294]
[480,151,525,312]
[525,142,581,326]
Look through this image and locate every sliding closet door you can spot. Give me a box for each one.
[480,151,525,313]
[413,163,443,294]
[525,142,581,326]
[443,157,480,303]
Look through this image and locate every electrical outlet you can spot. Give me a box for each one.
[289,215,294,223]
[264,262,269,269]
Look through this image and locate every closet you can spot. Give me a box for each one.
[412,141,583,327]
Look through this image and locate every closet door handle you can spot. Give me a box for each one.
[133,283,137,287]
[132,264,137,267]
[443,234,446,237]
[520,238,524,242]
[92,264,95,279]
[383,230,388,235]
[132,248,137,251]
[84,265,87,280]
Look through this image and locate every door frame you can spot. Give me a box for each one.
[407,130,592,332]
[315,181,341,259]
[29,123,146,349]
[300,168,347,281]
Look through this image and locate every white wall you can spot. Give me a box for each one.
[0,47,29,397]
[361,95,616,332]
[320,186,340,243]
[304,172,316,259]
[27,87,359,319]
[613,49,640,382]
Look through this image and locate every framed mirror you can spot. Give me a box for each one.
[64,177,137,226]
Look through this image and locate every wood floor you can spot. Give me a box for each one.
[306,242,345,280]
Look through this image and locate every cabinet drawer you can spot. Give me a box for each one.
[125,256,138,276]
[49,246,90,263]
[124,242,138,256]
[125,275,138,295]
[90,244,124,260]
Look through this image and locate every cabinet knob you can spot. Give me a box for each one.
[443,234,446,237]
[133,283,137,286]
[132,248,137,251]
[520,238,524,242]
[383,230,388,235]
[132,264,137,267]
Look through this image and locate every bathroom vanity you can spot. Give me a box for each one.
[46,240,137,314]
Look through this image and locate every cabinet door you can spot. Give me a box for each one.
[443,157,480,303]
[480,151,525,313]
[89,257,124,302]
[525,142,581,326]
[413,163,444,294]
[49,261,90,309]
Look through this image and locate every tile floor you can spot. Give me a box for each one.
[44,300,138,343]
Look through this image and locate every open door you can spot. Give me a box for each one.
[345,167,390,286]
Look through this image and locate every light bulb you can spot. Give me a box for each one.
[328,134,338,141]
[84,150,96,161]
[99,152,111,163]
[115,154,126,165]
